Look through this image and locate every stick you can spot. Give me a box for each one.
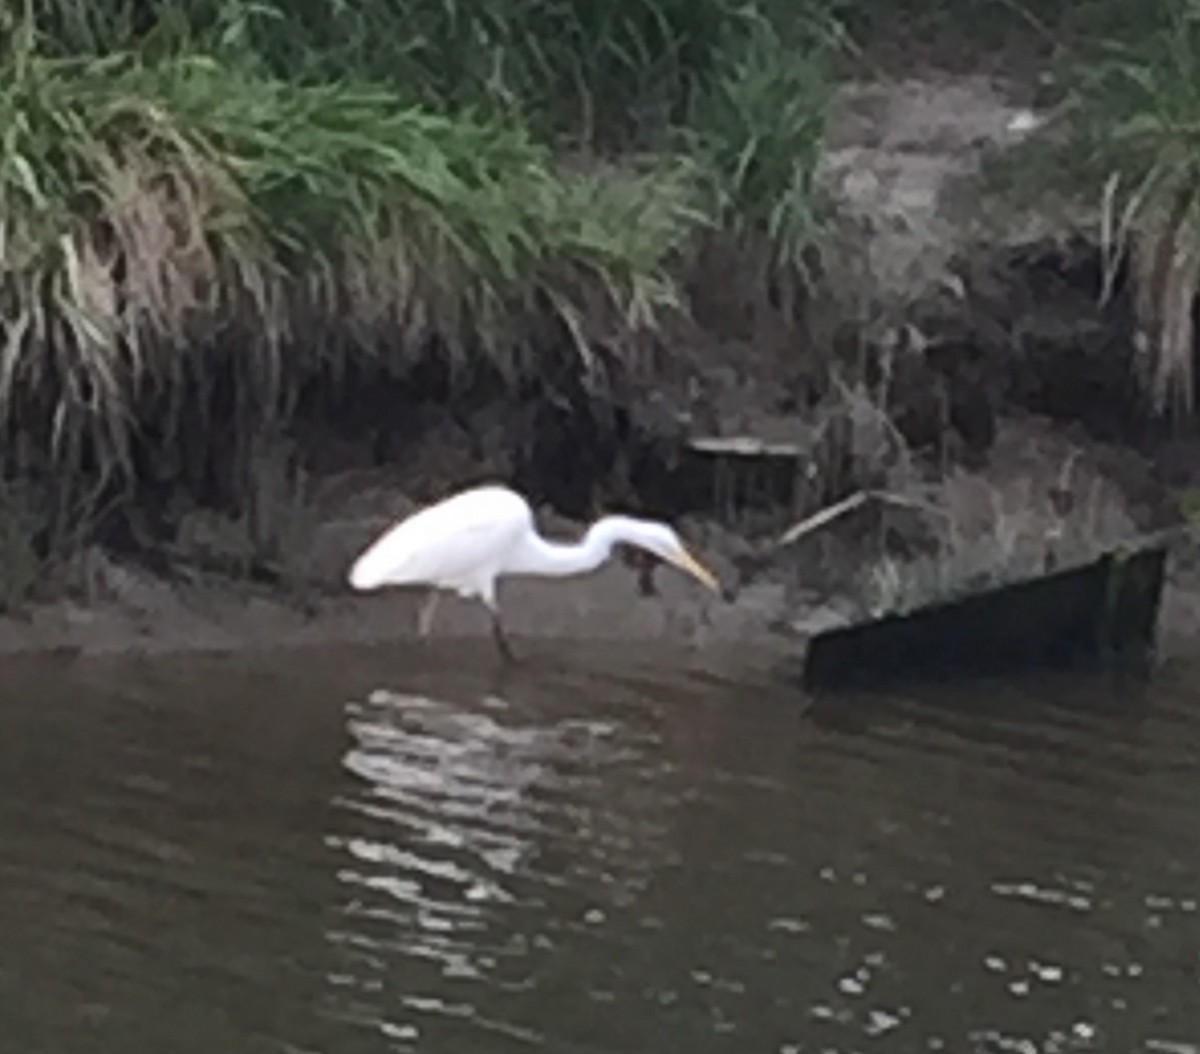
[775,491,872,548]
[774,489,950,549]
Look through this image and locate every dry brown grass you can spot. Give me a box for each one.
[857,427,1141,616]
[1102,162,1200,423]
[1089,1,1200,425]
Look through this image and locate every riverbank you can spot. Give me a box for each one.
[4,11,1200,663]
[4,408,1197,662]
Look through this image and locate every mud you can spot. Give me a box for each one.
[4,57,1200,663]
[3,409,1196,663]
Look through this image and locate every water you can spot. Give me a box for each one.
[1,641,1199,1054]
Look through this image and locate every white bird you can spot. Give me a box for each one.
[347,483,721,661]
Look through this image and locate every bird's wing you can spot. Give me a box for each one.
[349,485,532,593]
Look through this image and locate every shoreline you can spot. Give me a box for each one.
[4,455,1196,665]
[4,544,1196,665]
[0,559,785,661]
[5,46,1200,671]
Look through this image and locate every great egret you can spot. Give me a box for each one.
[347,483,721,660]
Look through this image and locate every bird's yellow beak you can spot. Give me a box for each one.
[671,546,722,593]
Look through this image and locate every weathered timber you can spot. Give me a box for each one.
[680,436,807,519]
[801,540,1168,692]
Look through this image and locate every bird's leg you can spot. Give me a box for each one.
[417,589,441,638]
[635,551,659,597]
[489,608,518,664]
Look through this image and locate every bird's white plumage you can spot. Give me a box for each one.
[348,485,533,604]
[347,482,720,659]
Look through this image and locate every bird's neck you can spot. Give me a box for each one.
[509,516,638,579]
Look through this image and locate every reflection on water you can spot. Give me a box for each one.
[0,643,1199,1053]
[327,679,694,1051]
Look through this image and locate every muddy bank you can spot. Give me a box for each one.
[4,60,1200,665]
[0,556,775,661]
[3,409,1195,664]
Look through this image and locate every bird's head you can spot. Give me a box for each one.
[621,521,722,595]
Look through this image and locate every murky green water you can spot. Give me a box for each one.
[1,641,1199,1053]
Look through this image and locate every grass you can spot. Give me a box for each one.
[0,22,707,553]
[0,0,839,575]
[23,0,1200,607]
[856,456,1137,619]
[882,0,1200,429]
[22,0,826,148]
[1078,0,1200,425]
[824,0,1200,430]
[688,11,836,296]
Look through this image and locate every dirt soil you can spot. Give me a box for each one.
[4,55,1200,665]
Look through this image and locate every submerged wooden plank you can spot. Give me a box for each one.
[801,542,1168,692]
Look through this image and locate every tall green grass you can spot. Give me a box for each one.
[0,29,704,531]
[0,0,836,576]
[1078,0,1200,423]
[690,12,835,285]
[25,0,756,146]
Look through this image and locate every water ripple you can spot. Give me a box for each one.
[2,650,1200,1053]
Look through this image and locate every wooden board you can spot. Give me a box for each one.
[801,542,1168,692]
